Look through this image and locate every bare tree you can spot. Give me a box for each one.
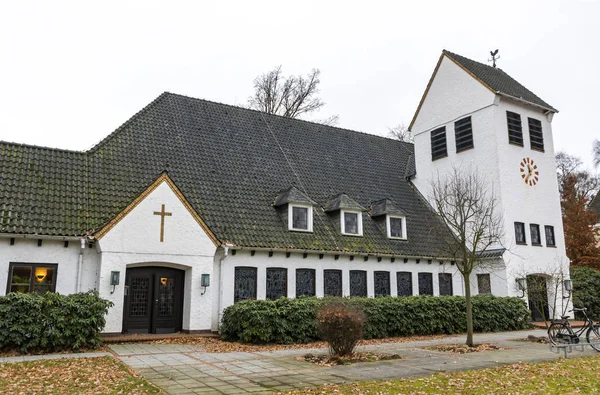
[430,167,505,347]
[556,151,600,201]
[248,66,337,125]
[593,139,600,168]
[387,124,413,143]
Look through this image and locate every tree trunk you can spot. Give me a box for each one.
[464,273,474,347]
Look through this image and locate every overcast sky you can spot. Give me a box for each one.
[0,1,598,170]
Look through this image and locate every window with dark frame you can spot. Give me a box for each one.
[454,116,474,153]
[431,127,447,161]
[396,272,413,296]
[7,263,57,294]
[374,271,390,297]
[266,268,287,300]
[514,222,526,244]
[545,225,556,247]
[530,224,541,246]
[418,272,433,295]
[324,269,342,296]
[234,267,257,302]
[292,206,309,230]
[296,269,316,297]
[477,274,491,294]
[528,117,544,151]
[438,273,453,296]
[350,270,367,297]
[506,111,523,146]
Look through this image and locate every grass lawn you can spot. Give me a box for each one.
[285,355,600,394]
[0,356,162,394]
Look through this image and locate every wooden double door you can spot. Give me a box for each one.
[122,267,185,334]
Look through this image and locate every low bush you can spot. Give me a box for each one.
[316,301,364,356]
[0,290,113,353]
[571,266,600,321]
[220,295,530,344]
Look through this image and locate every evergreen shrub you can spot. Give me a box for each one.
[220,295,530,344]
[571,266,600,321]
[0,290,113,353]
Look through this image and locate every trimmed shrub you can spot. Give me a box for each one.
[571,266,600,321]
[0,291,113,353]
[316,301,364,356]
[220,295,530,344]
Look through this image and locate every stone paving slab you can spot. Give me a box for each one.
[108,329,600,394]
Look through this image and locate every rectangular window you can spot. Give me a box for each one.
[431,127,447,161]
[374,271,390,297]
[545,225,556,247]
[454,116,474,153]
[292,206,309,230]
[234,267,257,302]
[530,224,541,246]
[344,212,359,234]
[266,268,287,300]
[350,270,367,297]
[528,117,544,151]
[324,269,342,297]
[7,263,57,294]
[514,222,526,244]
[506,111,523,146]
[296,269,316,297]
[418,272,433,295]
[438,273,453,296]
[477,274,491,294]
[396,272,413,296]
[388,216,405,239]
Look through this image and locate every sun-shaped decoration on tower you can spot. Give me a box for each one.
[519,157,539,186]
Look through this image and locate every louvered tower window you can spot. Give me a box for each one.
[430,127,447,160]
[528,118,544,152]
[454,116,474,153]
[506,111,523,146]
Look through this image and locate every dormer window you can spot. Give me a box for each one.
[369,198,408,240]
[387,215,406,239]
[341,210,363,236]
[289,204,313,232]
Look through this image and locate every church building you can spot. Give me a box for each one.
[0,50,569,334]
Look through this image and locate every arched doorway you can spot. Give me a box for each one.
[122,266,185,334]
[527,274,550,322]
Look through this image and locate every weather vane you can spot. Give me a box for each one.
[488,49,500,68]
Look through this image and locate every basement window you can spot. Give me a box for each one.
[431,127,447,161]
[528,118,544,152]
[507,111,523,146]
[288,204,313,232]
[7,263,57,294]
[454,116,474,153]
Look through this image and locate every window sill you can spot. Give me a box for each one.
[342,233,363,237]
[388,236,408,241]
[532,243,543,247]
[289,228,313,233]
[516,242,527,246]
[546,245,557,248]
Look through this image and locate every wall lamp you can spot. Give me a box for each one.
[201,273,210,295]
[110,271,120,294]
[515,278,527,298]
[563,279,573,299]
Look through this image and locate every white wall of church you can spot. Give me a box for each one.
[97,180,218,333]
[217,250,507,322]
[0,237,99,296]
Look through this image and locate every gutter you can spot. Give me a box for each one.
[0,233,83,241]
[217,243,233,330]
[76,238,85,292]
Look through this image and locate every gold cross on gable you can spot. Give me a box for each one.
[153,204,172,242]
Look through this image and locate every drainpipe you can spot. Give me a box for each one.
[76,238,85,293]
[218,244,232,330]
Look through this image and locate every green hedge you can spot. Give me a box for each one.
[572,266,600,321]
[220,295,530,344]
[0,291,113,353]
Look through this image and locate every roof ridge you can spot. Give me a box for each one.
[87,92,171,152]
[0,140,86,154]
[164,91,414,146]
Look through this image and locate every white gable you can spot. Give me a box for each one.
[411,55,496,135]
[98,180,216,256]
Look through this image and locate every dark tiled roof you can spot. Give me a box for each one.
[443,50,557,112]
[0,92,452,257]
[475,248,506,259]
[324,193,366,212]
[273,186,315,207]
[369,198,407,217]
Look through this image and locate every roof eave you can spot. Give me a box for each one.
[496,91,558,114]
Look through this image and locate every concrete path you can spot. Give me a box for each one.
[0,351,112,364]
[108,329,599,394]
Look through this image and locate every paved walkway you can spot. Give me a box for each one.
[108,329,598,394]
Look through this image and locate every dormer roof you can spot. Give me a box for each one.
[273,186,316,207]
[369,198,408,217]
[324,193,366,212]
